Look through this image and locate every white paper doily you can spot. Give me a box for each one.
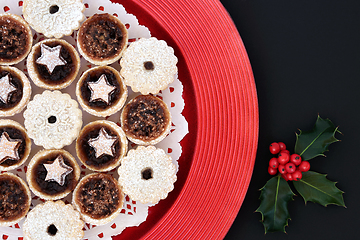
[0,0,188,239]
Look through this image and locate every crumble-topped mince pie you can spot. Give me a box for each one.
[121,94,172,145]
[77,13,128,66]
[72,173,124,225]
[0,172,31,227]
[0,119,31,171]
[76,65,127,117]
[26,149,80,200]
[0,13,33,65]
[27,39,81,90]
[76,120,128,172]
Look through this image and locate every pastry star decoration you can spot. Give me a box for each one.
[0,74,17,104]
[43,155,73,186]
[88,127,117,158]
[0,132,21,164]
[88,74,116,105]
[36,43,67,74]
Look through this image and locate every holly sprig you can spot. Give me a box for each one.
[256,115,345,233]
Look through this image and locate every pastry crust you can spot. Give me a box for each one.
[121,95,172,145]
[27,39,81,90]
[77,13,128,66]
[23,200,84,240]
[0,66,31,117]
[72,173,124,225]
[118,145,177,204]
[76,66,128,117]
[0,119,31,171]
[22,0,85,38]
[0,13,33,65]
[23,90,82,149]
[76,120,128,172]
[120,37,178,95]
[26,149,80,200]
[0,172,31,227]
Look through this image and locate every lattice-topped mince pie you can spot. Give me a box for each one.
[22,0,85,38]
[23,90,82,149]
[0,13,33,65]
[118,145,177,204]
[27,38,81,90]
[23,200,84,240]
[26,149,80,200]
[120,37,178,95]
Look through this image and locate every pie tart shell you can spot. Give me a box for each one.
[0,172,31,227]
[0,119,31,171]
[26,149,80,200]
[72,172,124,226]
[76,120,128,172]
[26,38,81,90]
[0,66,32,117]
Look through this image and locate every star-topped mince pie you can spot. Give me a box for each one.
[88,74,116,104]
[0,74,17,104]
[76,120,128,172]
[0,119,31,171]
[27,39,80,90]
[76,66,127,117]
[88,127,117,158]
[43,155,73,186]
[0,132,21,163]
[26,149,80,200]
[36,44,67,74]
[0,66,31,117]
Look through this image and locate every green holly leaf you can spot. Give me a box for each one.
[256,175,295,233]
[293,171,345,207]
[294,115,340,160]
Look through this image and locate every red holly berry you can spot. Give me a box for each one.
[278,151,290,165]
[280,149,290,155]
[290,154,302,166]
[278,164,286,174]
[298,161,310,172]
[281,174,289,181]
[278,142,286,151]
[292,170,302,181]
[286,173,293,181]
[269,157,279,169]
[269,142,280,155]
[285,162,296,173]
[268,166,277,175]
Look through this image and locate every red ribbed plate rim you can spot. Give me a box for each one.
[115,0,259,239]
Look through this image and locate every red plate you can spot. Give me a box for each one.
[114,0,258,239]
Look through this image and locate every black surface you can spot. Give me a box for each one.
[220,1,360,239]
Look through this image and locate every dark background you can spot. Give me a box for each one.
[220,1,360,239]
